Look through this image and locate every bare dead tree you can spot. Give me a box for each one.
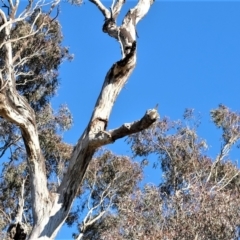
[0,0,157,238]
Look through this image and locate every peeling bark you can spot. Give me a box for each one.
[0,0,157,239]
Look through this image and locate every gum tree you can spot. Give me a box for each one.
[0,0,157,239]
[67,107,240,239]
[120,106,240,239]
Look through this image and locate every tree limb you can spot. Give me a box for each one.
[0,2,52,236]
[110,108,159,141]
[91,108,159,147]
[7,177,28,240]
[89,0,110,18]
[112,0,125,19]
[0,0,156,238]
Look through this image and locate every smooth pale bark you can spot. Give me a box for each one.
[0,0,157,239]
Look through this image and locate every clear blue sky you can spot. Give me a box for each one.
[52,1,240,238]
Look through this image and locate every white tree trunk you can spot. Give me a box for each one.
[0,0,157,239]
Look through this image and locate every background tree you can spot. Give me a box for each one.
[0,0,157,239]
[101,106,239,239]
[60,106,239,240]
[67,150,142,240]
[0,2,73,238]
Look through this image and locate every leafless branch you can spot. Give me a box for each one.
[8,0,20,19]
[206,137,236,183]
[15,177,26,223]
[0,8,7,24]
[217,171,239,192]
[0,208,11,223]
[112,0,125,19]
[15,71,34,77]
[91,108,159,147]
[0,28,42,49]
[89,0,110,18]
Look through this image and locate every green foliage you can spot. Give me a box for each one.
[67,107,240,240]
[119,107,240,239]
[0,12,73,112]
[211,104,240,144]
[67,150,142,239]
[0,8,73,235]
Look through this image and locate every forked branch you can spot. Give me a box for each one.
[0,0,156,238]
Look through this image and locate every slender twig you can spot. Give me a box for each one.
[217,171,239,192]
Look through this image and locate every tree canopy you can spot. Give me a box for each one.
[0,0,239,239]
[65,106,240,239]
